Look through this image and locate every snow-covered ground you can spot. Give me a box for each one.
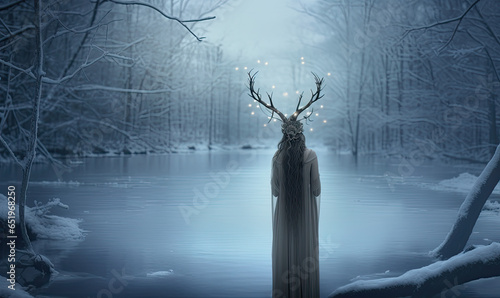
[418,172,500,213]
[0,279,33,298]
[0,194,85,240]
[428,172,500,194]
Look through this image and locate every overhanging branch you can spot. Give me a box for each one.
[401,0,482,53]
[105,0,216,41]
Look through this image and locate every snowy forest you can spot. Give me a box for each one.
[1,0,500,298]
[1,0,499,161]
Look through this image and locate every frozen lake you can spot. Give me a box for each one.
[2,149,500,297]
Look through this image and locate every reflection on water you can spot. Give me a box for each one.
[1,149,499,297]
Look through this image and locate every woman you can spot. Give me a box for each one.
[271,120,321,298]
[247,71,323,298]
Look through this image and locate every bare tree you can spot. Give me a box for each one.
[0,0,219,286]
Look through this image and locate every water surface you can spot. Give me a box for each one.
[1,149,499,297]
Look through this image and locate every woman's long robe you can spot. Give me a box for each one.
[271,148,321,298]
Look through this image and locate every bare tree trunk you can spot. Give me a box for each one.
[432,143,500,259]
[19,0,44,255]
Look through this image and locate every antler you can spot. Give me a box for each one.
[247,71,288,123]
[289,73,324,121]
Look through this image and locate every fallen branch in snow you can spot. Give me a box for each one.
[0,194,85,241]
[329,243,500,298]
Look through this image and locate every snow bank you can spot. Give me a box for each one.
[484,200,500,212]
[431,172,500,194]
[29,180,81,186]
[0,194,85,240]
[0,279,33,298]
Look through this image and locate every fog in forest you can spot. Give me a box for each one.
[2,0,499,162]
[1,1,500,297]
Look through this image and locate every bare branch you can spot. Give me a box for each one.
[472,7,500,48]
[401,0,481,52]
[465,29,500,83]
[70,84,174,94]
[0,59,35,79]
[0,25,35,43]
[41,51,109,84]
[105,0,216,41]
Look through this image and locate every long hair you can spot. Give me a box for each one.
[274,133,306,227]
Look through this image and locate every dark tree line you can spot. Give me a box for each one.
[2,1,499,163]
[300,0,500,162]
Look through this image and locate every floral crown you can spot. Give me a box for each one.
[281,120,303,140]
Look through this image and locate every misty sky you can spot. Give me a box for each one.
[207,0,307,58]
[205,0,325,111]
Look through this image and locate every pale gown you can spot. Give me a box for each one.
[271,148,321,298]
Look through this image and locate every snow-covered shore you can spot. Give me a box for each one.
[0,194,85,240]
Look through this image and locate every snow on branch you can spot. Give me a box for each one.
[465,29,500,82]
[329,243,500,298]
[0,58,36,79]
[70,84,174,94]
[105,0,216,41]
[41,51,108,84]
[0,25,35,43]
[401,0,481,53]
